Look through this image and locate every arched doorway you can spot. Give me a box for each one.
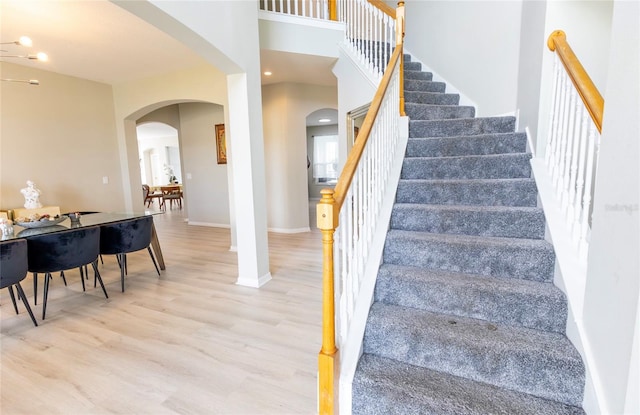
[306,108,338,227]
[137,122,181,188]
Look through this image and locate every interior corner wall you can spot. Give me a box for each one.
[262,82,337,232]
[0,62,124,213]
[401,0,523,117]
[515,0,547,149]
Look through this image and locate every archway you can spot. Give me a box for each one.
[305,108,338,227]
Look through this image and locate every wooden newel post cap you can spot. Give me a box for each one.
[317,189,337,230]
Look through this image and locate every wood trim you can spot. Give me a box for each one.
[367,0,396,18]
[329,0,337,20]
[547,30,604,133]
[332,47,402,209]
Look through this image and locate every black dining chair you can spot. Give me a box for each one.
[99,216,160,292]
[27,226,108,320]
[0,239,38,327]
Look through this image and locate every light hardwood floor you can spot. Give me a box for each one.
[1,210,323,414]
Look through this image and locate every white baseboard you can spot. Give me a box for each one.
[236,272,272,288]
[187,221,231,229]
[268,226,311,234]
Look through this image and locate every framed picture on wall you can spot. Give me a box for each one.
[215,123,227,164]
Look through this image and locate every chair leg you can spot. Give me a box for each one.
[147,246,161,276]
[42,272,51,320]
[8,286,19,314]
[120,254,126,292]
[15,283,38,327]
[60,271,67,286]
[92,262,109,299]
[33,272,38,305]
[79,266,86,292]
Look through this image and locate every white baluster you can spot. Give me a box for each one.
[573,107,589,242]
[555,74,571,193]
[545,56,560,168]
[560,88,578,213]
[566,103,584,227]
[579,124,599,260]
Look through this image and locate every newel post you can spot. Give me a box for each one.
[397,1,406,116]
[317,189,338,415]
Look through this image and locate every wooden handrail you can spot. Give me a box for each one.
[317,3,405,413]
[547,30,604,133]
[332,47,402,209]
[368,0,396,18]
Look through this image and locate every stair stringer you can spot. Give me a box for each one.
[337,117,409,415]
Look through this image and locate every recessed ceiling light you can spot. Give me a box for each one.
[318,118,331,123]
[263,71,272,76]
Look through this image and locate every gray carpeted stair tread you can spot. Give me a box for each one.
[404,70,433,81]
[405,90,460,105]
[390,204,545,239]
[363,303,585,406]
[405,103,475,120]
[383,230,555,281]
[396,178,538,207]
[354,53,585,414]
[404,79,446,92]
[401,153,532,180]
[404,61,422,71]
[410,116,516,138]
[406,132,527,157]
[353,354,585,415]
[376,264,567,332]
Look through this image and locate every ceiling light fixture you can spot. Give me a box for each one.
[263,71,272,76]
[1,36,33,47]
[1,36,48,62]
[0,52,48,61]
[1,79,40,85]
[318,118,331,123]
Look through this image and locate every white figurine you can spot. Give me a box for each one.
[0,218,13,237]
[20,180,43,209]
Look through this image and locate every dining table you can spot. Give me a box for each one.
[1,211,165,270]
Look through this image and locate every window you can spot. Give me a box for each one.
[313,135,338,185]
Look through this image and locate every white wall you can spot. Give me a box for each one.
[178,102,229,226]
[582,1,639,413]
[261,82,337,232]
[514,0,547,148]
[0,62,124,213]
[401,0,523,117]
[259,12,343,57]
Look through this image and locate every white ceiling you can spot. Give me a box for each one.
[0,0,337,87]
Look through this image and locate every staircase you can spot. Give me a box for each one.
[351,56,586,414]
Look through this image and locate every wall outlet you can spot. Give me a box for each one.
[102,176,109,184]
[186,173,192,180]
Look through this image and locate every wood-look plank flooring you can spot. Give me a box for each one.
[1,209,323,414]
